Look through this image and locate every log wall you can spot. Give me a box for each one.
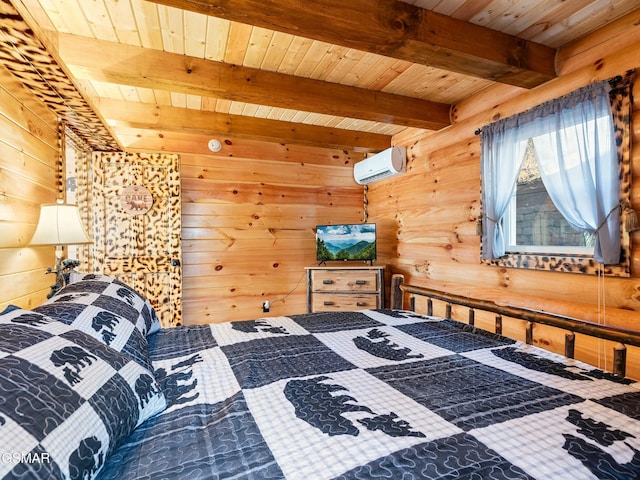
[180,139,365,324]
[0,65,59,310]
[368,11,640,379]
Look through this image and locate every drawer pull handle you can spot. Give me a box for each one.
[355,280,366,285]
[323,301,334,306]
[322,279,334,284]
[356,302,368,306]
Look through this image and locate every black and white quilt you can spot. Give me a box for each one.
[94,310,640,480]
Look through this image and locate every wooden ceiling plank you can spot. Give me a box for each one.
[152,88,173,106]
[351,55,397,90]
[311,44,353,82]
[204,16,231,61]
[277,35,314,74]
[41,0,94,37]
[97,98,391,151]
[157,4,185,54]
[294,40,333,78]
[103,0,141,46]
[148,0,557,88]
[81,0,119,41]
[531,0,640,48]
[136,86,158,104]
[243,26,275,68]
[213,98,231,113]
[185,94,201,110]
[119,84,142,102]
[360,59,413,92]
[450,0,493,21]
[170,91,187,108]
[130,0,165,49]
[260,31,293,71]
[57,33,452,130]
[405,0,465,15]
[90,81,124,100]
[476,0,546,33]
[323,48,368,85]
[224,21,252,64]
[516,1,590,42]
[184,9,209,57]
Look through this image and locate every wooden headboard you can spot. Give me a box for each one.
[389,274,640,377]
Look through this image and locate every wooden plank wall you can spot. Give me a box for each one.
[368,11,640,379]
[180,139,365,324]
[0,65,59,310]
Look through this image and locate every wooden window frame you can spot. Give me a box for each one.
[480,71,635,277]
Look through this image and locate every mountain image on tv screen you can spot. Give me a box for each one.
[316,224,376,261]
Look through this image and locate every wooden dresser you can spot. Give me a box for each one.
[305,265,385,313]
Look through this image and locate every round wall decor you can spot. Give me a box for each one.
[121,184,153,215]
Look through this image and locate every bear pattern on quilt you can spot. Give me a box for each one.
[33,274,161,372]
[0,307,166,480]
[95,310,640,480]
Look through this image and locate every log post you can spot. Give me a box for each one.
[526,322,533,345]
[565,332,575,359]
[427,298,433,316]
[495,315,502,335]
[390,274,404,310]
[445,303,452,319]
[614,343,627,377]
[469,308,475,326]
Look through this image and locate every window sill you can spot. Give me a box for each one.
[481,251,630,277]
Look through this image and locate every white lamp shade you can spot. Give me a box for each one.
[30,203,92,246]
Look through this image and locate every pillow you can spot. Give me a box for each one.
[0,304,20,315]
[34,301,154,372]
[34,274,161,371]
[54,273,161,336]
[0,308,166,480]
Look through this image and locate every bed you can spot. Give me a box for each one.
[2,273,640,480]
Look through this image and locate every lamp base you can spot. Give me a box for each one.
[46,258,81,298]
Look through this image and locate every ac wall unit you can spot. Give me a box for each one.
[353,146,406,185]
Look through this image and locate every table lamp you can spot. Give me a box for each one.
[29,199,92,297]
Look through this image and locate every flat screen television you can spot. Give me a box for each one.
[315,223,376,263]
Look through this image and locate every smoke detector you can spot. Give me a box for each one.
[208,139,222,152]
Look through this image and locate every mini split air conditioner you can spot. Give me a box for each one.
[353,146,406,185]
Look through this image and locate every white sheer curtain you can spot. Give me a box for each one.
[480,120,528,260]
[481,81,620,264]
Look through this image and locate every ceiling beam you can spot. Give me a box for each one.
[55,33,451,131]
[98,98,391,152]
[150,0,557,89]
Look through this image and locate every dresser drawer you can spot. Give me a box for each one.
[311,293,379,312]
[305,265,385,313]
[311,269,379,292]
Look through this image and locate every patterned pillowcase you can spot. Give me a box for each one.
[0,308,166,480]
[34,275,161,371]
[58,273,161,336]
[34,301,154,372]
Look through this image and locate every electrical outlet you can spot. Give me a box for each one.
[262,300,270,313]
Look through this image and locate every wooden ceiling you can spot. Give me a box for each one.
[9,0,640,152]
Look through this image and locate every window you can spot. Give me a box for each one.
[503,139,596,255]
[479,72,635,276]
